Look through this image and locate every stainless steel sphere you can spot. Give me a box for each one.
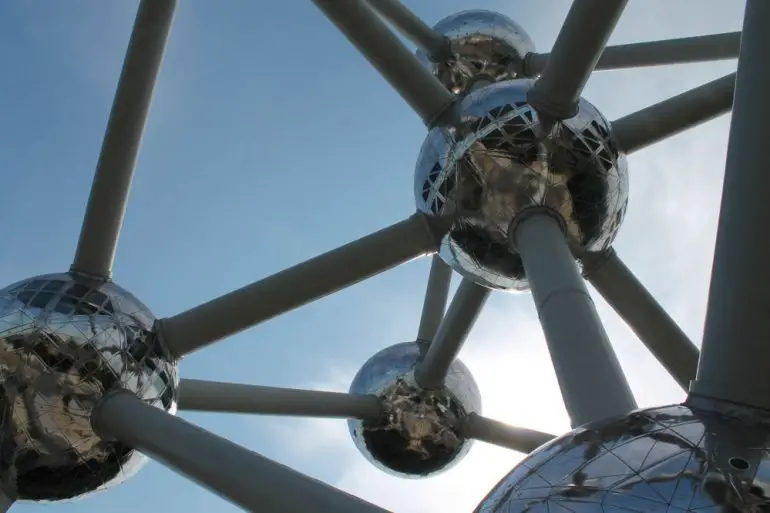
[415,79,629,291]
[348,341,481,478]
[416,10,535,95]
[0,273,178,501]
[477,403,770,513]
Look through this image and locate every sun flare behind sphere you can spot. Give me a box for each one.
[348,342,481,478]
[0,273,178,501]
[477,404,770,513]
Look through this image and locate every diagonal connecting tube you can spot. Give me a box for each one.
[415,278,490,390]
[312,0,456,127]
[158,214,447,358]
[93,391,391,513]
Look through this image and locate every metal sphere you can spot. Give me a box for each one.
[416,10,535,95]
[0,273,178,501]
[415,79,629,291]
[477,403,770,513]
[347,341,481,478]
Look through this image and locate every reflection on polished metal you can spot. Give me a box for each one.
[692,0,770,412]
[513,213,637,427]
[477,402,770,512]
[415,79,628,291]
[0,274,178,501]
[416,10,535,95]
[348,342,481,477]
[4,0,751,509]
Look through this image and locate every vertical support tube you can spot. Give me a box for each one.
[511,212,637,427]
[691,0,770,411]
[416,255,453,342]
[93,392,390,513]
[71,0,176,279]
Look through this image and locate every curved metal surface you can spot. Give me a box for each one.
[417,10,535,95]
[415,79,628,291]
[477,402,770,512]
[348,341,481,478]
[0,274,178,500]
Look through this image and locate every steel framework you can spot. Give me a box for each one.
[3,0,763,511]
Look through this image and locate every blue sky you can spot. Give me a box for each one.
[0,1,745,512]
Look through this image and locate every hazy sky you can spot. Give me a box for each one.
[0,1,745,512]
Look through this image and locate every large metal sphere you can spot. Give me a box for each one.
[348,342,481,478]
[416,10,535,95]
[415,79,629,291]
[0,273,178,501]
[477,403,770,513]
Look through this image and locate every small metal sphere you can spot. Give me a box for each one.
[415,79,629,291]
[348,342,481,478]
[0,273,178,501]
[477,402,770,513]
[416,10,535,95]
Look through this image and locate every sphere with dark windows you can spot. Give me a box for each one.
[0,273,178,501]
[347,341,481,478]
[416,10,535,96]
[415,79,629,292]
[477,403,770,513]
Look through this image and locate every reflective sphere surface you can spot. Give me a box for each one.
[415,79,628,291]
[477,403,770,513]
[417,10,535,95]
[0,273,178,501]
[348,342,481,478]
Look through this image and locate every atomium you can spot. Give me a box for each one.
[348,342,481,477]
[415,79,628,291]
[416,10,535,95]
[1,0,754,510]
[476,403,770,513]
[0,273,178,501]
